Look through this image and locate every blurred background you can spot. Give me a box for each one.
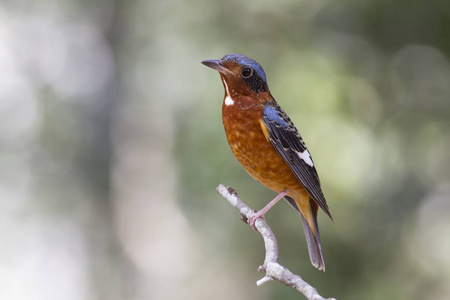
[1,0,450,299]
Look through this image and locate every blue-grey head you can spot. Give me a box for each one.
[202,54,269,95]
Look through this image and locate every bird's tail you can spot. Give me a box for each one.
[300,200,325,271]
[285,196,325,271]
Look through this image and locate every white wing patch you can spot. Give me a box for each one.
[298,149,314,167]
[222,78,234,106]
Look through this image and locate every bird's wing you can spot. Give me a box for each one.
[261,102,332,220]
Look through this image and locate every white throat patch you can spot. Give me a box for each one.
[222,79,234,106]
[298,149,314,167]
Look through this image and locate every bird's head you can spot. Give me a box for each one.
[202,54,271,102]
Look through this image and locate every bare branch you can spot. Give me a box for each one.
[216,184,336,300]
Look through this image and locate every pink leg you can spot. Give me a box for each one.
[248,190,290,230]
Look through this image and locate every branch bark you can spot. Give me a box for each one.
[216,184,336,300]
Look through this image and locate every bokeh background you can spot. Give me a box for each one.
[1,0,450,299]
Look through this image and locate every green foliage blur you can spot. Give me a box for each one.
[1,0,450,300]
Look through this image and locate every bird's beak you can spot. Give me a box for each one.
[201,59,233,76]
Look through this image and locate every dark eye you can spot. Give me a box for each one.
[241,67,253,78]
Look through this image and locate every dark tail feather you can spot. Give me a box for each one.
[300,202,325,271]
[284,196,325,271]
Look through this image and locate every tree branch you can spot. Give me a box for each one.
[216,184,336,300]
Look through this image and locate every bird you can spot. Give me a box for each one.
[201,54,332,271]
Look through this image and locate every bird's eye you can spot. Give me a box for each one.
[241,67,253,78]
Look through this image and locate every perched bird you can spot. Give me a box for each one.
[202,54,332,271]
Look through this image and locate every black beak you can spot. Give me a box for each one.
[201,59,232,75]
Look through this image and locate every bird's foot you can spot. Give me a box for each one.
[248,211,266,231]
[247,190,290,230]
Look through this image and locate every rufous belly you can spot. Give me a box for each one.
[222,108,303,194]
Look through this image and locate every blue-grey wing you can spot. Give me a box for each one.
[262,103,332,220]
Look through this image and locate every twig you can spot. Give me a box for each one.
[216,184,336,300]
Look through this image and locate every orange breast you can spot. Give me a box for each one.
[222,103,302,193]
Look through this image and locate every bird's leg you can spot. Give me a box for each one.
[248,190,290,230]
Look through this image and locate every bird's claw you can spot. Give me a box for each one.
[248,212,266,231]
